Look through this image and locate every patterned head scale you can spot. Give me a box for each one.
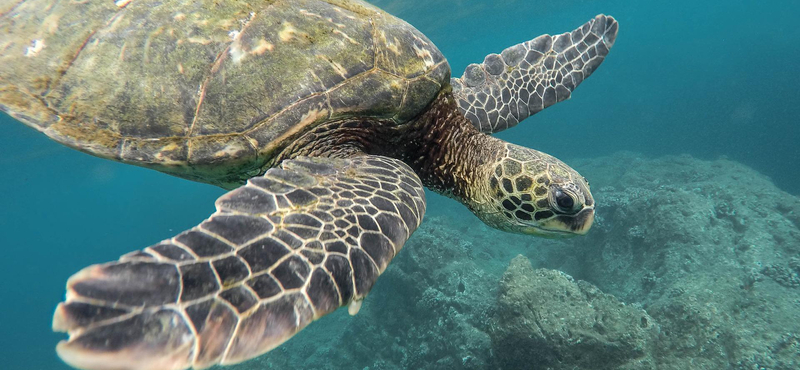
[483,144,594,237]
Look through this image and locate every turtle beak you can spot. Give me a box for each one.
[534,207,594,237]
[571,207,594,235]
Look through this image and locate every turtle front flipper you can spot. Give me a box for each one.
[53,155,426,370]
[452,14,618,133]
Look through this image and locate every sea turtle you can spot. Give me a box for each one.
[0,1,616,369]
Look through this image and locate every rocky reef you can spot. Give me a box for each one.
[491,256,657,369]
[233,152,800,370]
[534,152,800,369]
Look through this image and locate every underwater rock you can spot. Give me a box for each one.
[489,255,657,370]
[531,153,800,369]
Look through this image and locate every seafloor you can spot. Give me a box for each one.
[224,152,800,370]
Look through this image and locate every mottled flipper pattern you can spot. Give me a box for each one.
[452,15,618,133]
[52,155,426,370]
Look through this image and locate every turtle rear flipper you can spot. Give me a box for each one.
[53,155,426,370]
[453,14,618,133]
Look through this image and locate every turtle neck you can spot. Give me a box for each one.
[272,90,506,208]
[377,90,505,205]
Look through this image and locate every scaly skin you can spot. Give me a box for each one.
[282,90,595,237]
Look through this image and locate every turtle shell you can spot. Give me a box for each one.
[0,0,449,187]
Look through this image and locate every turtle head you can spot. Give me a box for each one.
[473,143,595,238]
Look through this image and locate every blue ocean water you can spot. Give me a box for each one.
[1,0,798,369]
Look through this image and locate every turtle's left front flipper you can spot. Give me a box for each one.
[452,14,618,133]
[52,155,425,370]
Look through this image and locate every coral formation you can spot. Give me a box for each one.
[231,153,799,370]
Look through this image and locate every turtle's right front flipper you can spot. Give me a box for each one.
[452,14,618,133]
[53,155,425,370]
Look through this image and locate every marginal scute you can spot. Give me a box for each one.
[425,61,451,89]
[187,134,258,170]
[395,76,440,122]
[246,94,331,159]
[120,137,188,165]
[374,15,445,79]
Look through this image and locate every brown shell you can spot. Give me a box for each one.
[0,0,449,187]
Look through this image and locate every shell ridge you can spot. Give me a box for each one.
[42,0,134,100]
[188,10,262,138]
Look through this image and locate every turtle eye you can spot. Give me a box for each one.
[553,189,578,214]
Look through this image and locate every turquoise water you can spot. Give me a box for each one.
[1,0,799,369]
